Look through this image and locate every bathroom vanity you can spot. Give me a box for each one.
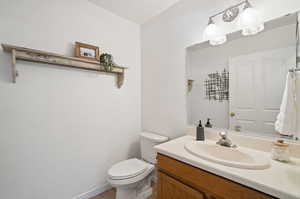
[155,135,300,199]
[157,154,274,199]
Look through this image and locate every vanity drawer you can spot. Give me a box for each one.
[157,153,276,199]
[158,171,205,199]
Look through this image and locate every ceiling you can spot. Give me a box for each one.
[89,0,181,24]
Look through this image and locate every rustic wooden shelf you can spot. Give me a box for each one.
[1,44,127,88]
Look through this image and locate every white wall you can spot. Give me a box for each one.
[142,0,300,139]
[0,0,141,199]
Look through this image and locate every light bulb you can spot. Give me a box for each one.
[239,2,264,36]
[203,20,227,46]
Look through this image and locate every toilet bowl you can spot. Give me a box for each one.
[107,158,154,199]
[107,132,168,199]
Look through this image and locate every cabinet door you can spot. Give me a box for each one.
[158,172,204,199]
[157,154,275,199]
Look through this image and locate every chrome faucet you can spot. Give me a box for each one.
[216,132,236,148]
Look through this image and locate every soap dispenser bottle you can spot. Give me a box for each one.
[196,120,205,141]
[205,118,212,128]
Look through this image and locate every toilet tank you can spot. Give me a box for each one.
[140,132,168,164]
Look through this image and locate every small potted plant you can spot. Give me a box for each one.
[100,53,113,72]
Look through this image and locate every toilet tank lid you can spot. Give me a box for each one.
[140,132,168,143]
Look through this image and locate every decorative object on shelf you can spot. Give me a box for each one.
[100,53,113,72]
[75,42,100,61]
[271,140,290,162]
[1,44,127,88]
[203,0,264,46]
[187,79,194,92]
[204,68,229,101]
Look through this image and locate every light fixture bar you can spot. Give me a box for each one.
[203,0,263,46]
[208,0,249,21]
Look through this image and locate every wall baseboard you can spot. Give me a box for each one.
[73,183,112,199]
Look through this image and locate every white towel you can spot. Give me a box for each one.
[275,72,297,136]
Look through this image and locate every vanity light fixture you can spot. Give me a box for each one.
[203,18,227,46]
[239,0,264,36]
[203,0,264,46]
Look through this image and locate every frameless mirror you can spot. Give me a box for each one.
[186,12,299,141]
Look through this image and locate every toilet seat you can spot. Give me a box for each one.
[107,160,154,187]
[108,158,148,180]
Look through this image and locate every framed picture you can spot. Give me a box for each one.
[75,42,100,61]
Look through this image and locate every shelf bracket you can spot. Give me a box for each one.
[11,49,18,83]
[117,69,125,89]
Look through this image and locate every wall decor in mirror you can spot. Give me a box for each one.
[204,69,229,101]
[187,12,300,141]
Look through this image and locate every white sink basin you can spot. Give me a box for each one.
[184,141,270,170]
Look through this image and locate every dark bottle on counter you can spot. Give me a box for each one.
[196,120,205,141]
[205,118,212,128]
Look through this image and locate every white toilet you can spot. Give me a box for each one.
[107,132,168,199]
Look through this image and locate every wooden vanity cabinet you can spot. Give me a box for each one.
[158,172,205,199]
[157,154,276,199]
